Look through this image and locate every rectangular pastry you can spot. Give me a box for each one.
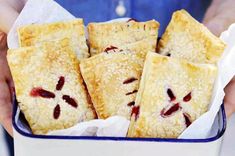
[158,9,226,64]
[88,19,159,56]
[127,52,217,138]
[18,19,89,60]
[7,38,96,134]
[80,49,146,119]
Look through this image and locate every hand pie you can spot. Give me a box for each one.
[80,49,146,119]
[7,39,96,134]
[18,19,89,60]
[158,9,226,64]
[128,52,217,138]
[88,20,159,56]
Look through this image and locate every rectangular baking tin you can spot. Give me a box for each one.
[13,99,226,156]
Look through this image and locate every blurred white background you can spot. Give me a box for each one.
[221,114,235,155]
[0,126,8,156]
[0,115,235,156]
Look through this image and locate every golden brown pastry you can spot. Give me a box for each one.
[7,38,96,134]
[158,9,226,64]
[88,19,160,56]
[80,49,146,119]
[128,52,217,138]
[18,19,89,60]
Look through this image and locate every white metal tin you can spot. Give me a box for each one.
[13,101,226,156]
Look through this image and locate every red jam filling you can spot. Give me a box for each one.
[131,106,140,121]
[161,103,181,118]
[53,104,61,119]
[62,95,78,108]
[126,90,138,95]
[30,76,78,120]
[127,18,138,22]
[183,113,191,127]
[167,88,176,101]
[104,46,118,53]
[127,101,135,107]
[30,87,55,98]
[123,77,138,84]
[183,92,192,102]
[160,88,193,126]
[56,76,65,91]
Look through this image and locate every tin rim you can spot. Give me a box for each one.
[12,99,226,143]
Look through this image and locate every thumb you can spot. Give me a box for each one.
[203,17,225,37]
[0,2,19,33]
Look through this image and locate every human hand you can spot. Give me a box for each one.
[0,0,26,136]
[224,78,235,117]
[203,0,235,36]
[0,32,14,136]
[203,0,235,117]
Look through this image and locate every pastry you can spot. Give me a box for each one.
[18,19,89,60]
[80,49,146,119]
[128,52,217,138]
[158,9,226,64]
[7,38,96,134]
[88,19,159,56]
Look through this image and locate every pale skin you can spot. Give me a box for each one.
[0,0,235,136]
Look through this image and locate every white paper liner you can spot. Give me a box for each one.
[7,0,75,48]
[8,0,235,139]
[47,116,130,137]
